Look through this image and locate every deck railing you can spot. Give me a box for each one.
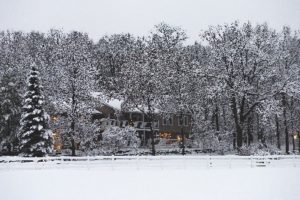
[101,119,159,131]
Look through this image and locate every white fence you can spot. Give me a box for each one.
[0,155,300,170]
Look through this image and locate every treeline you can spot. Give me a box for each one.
[0,21,299,155]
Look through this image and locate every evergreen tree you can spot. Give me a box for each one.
[18,64,53,157]
[0,73,22,154]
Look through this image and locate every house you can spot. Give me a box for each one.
[50,94,193,153]
[93,96,192,147]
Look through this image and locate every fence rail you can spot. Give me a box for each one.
[0,155,300,170]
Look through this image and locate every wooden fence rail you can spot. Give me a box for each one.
[0,155,300,170]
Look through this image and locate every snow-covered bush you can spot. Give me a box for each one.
[101,126,140,155]
[216,132,233,154]
[78,121,102,155]
[239,143,282,156]
[157,138,180,149]
[201,131,219,150]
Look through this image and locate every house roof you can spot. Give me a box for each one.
[91,92,160,114]
[91,92,123,111]
[106,98,123,110]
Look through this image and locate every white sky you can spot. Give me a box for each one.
[0,0,299,43]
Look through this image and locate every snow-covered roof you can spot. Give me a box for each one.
[91,92,123,111]
[91,109,102,114]
[105,98,123,110]
[130,106,160,114]
[91,92,160,113]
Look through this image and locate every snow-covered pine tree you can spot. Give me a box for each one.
[19,64,53,157]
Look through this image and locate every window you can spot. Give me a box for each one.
[153,120,159,128]
[163,114,173,126]
[51,115,59,122]
[163,117,167,125]
[178,116,183,126]
[125,120,129,126]
[168,116,173,125]
[178,115,188,126]
[184,116,188,126]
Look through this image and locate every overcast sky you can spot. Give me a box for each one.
[0,0,299,43]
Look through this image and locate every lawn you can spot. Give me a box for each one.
[0,157,299,200]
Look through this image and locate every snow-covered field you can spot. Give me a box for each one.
[1,156,300,200]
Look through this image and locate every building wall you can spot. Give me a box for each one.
[159,114,192,139]
[94,105,193,142]
[97,105,117,119]
[51,105,193,152]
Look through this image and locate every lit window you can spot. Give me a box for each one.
[51,115,58,122]
[177,135,182,141]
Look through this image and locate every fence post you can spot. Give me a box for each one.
[207,156,212,168]
[111,155,114,170]
[34,158,39,170]
[293,156,296,167]
[250,156,253,168]
[135,155,139,170]
[183,155,186,170]
[159,156,163,170]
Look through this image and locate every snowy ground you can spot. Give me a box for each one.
[1,157,300,200]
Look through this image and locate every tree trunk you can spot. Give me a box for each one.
[180,113,185,155]
[298,132,300,153]
[292,135,295,153]
[150,125,156,156]
[275,115,281,149]
[222,105,227,132]
[233,132,236,150]
[71,138,76,156]
[257,113,263,143]
[71,120,76,156]
[148,113,156,156]
[181,126,185,155]
[247,115,252,146]
[230,95,243,149]
[282,94,289,154]
[215,105,220,132]
[70,74,77,156]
